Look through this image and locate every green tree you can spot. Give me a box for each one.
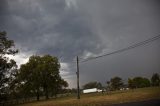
[128,77,150,88]
[83,81,102,89]
[128,78,135,89]
[133,77,142,88]
[151,73,160,86]
[16,55,68,100]
[19,56,42,100]
[110,77,123,90]
[0,31,18,101]
[142,78,151,87]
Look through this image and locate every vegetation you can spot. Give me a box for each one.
[0,31,68,102]
[0,31,18,101]
[12,55,68,101]
[110,77,123,90]
[128,77,151,89]
[151,73,160,86]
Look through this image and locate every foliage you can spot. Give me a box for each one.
[14,55,68,100]
[110,77,123,90]
[151,73,160,86]
[0,31,18,101]
[66,88,77,94]
[128,78,134,89]
[128,77,150,88]
[83,81,102,89]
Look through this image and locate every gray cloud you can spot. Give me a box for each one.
[0,0,160,88]
[1,0,103,61]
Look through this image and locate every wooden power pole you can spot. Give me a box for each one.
[76,56,80,99]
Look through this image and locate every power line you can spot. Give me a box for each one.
[80,34,160,63]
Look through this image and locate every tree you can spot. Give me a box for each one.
[128,77,150,88]
[16,55,68,100]
[128,78,136,89]
[142,78,151,87]
[83,81,102,89]
[18,57,42,100]
[0,31,18,101]
[151,73,160,86]
[110,77,123,90]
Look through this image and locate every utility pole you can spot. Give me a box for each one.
[76,56,80,99]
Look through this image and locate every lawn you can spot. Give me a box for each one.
[19,87,160,106]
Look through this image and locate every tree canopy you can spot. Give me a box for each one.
[0,31,18,101]
[14,55,68,100]
[151,73,160,86]
[110,77,123,90]
[128,77,150,88]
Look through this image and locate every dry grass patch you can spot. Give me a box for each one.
[20,87,160,106]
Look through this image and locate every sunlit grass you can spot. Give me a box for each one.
[19,87,160,106]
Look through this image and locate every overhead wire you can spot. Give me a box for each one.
[80,34,160,63]
[59,34,160,79]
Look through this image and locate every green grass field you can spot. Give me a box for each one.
[19,87,160,106]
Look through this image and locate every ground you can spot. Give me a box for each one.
[108,99,160,106]
[19,87,160,106]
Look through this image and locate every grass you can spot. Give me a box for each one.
[19,87,160,106]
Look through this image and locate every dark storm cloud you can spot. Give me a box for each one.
[77,0,160,47]
[0,0,9,25]
[0,0,103,62]
[0,0,160,87]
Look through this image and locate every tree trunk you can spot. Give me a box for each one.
[55,93,57,98]
[45,87,49,99]
[43,83,49,100]
[37,91,39,101]
[54,87,58,98]
[45,88,48,99]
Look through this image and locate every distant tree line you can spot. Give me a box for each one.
[0,31,68,103]
[82,74,160,91]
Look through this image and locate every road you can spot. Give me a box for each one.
[108,99,160,106]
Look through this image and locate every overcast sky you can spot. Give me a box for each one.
[0,0,160,88]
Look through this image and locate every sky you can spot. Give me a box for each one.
[0,0,160,88]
